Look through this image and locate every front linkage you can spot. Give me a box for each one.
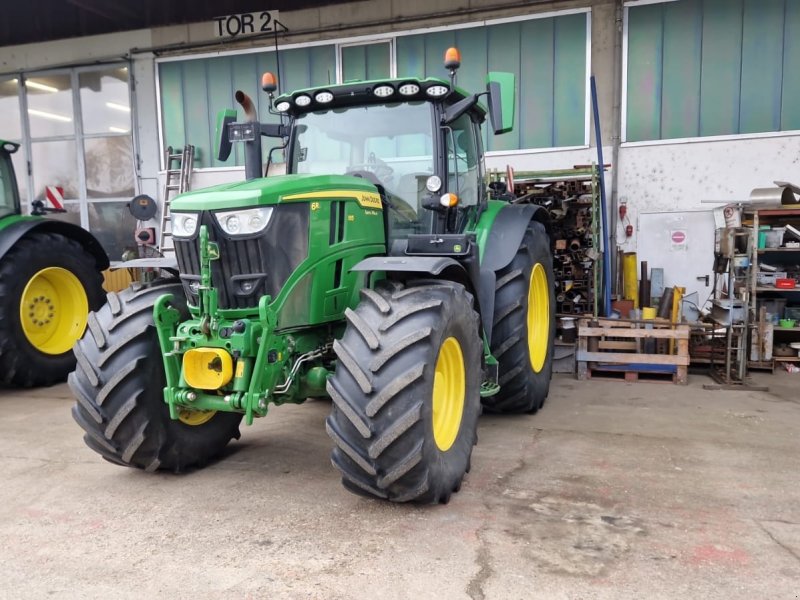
[153,225,329,425]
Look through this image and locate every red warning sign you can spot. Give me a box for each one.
[45,186,64,210]
[671,230,686,244]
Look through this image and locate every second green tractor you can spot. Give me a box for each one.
[70,50,555,503]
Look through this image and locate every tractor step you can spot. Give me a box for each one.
[479,381,500,397]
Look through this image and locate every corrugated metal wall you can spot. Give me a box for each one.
[626,0,800,142]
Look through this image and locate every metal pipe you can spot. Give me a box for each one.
[235,90,263,181]
[590,76,613,317]
[235,90,258,122]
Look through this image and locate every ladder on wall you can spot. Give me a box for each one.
[158,145,195,253]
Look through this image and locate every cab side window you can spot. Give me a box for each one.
[446,115,480,207]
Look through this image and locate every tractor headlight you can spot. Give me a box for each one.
[214,207,274,236]
[426,85,449,97]
[172,212,199,238]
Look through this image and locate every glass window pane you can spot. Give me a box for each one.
[0,150,19,218]
[80,67,131,135]
[88,201,137,261]
[31,140,79,200]
[84,136,134,198]
[38,201,81,225]
[26,74,74,138]
[10,150,27,202]
[341,43,390,83]
[0,78,22,140]
[447,115,479,207]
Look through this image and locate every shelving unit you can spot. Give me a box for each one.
[708,227,752,385]
[747,208,800,367]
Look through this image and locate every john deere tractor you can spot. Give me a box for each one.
[0,140,108,387]
[70,50,554,503]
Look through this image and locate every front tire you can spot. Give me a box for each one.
[69,281,242,472]
[326,281,481,504]
[484,221,556,414]
[0,232,105,387]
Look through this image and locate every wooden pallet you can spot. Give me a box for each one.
[581,363,681,384]
[576,318,690,385]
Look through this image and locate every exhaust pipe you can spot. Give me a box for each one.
[235,90,258,122]
[234,90,262,180]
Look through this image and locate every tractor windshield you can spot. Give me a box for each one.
[0,151,18,219]
[290,102,435,230]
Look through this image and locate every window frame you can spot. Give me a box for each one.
[4,62,137,259]
[337,39,396,83]
[621,0,800,146]
[154,6,592,172]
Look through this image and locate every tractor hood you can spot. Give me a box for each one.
[171,174,379,211]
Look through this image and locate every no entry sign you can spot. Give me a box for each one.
[671,229,687,249]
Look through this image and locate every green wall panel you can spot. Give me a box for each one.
[342,43,389,83]
[396,35,425,79]
[487,23,521,152]
[424,31,457,78]
[366,43,390,79]
[625,4,663,142]
[739,0,784,134]
[627,0,799,141]
[159,62,186,160]
[699,0,743,136]
[661,1,702,139]
[310,45,336,87]
[553,13,587,147]
[520,18,554,149]
[782,1,800,130]
[181,61,211,169]
[342,45,366,82]
[206,57,235,167]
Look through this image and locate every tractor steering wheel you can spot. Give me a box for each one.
[347,153,394,183]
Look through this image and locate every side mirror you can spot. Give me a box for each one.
[215,109,237,161]
[486,72,515,135]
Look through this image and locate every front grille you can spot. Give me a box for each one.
[174,204,309,309]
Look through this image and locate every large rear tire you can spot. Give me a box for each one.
[326,281,481,504]
[484,221,555,414]
[0,232,105,387]
[69,281,242,472]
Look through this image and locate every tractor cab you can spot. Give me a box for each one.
[217,50,514,248]
[279,81,487,244]
[0,141,21,219]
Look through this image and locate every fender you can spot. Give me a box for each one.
[351,255,466,279]
[352,253,491,345]
[476,203,550,341]
[0,217,110,270]
[481,203,549,272]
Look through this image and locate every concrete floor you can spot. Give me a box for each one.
[1,372,798,599]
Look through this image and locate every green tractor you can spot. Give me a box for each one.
[0,140,108,387]
[69,50,555,503]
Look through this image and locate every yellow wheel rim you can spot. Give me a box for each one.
[20,267,89,355]
[527,263,550,373]
[432,336,465,452]
[177,408,216,426]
